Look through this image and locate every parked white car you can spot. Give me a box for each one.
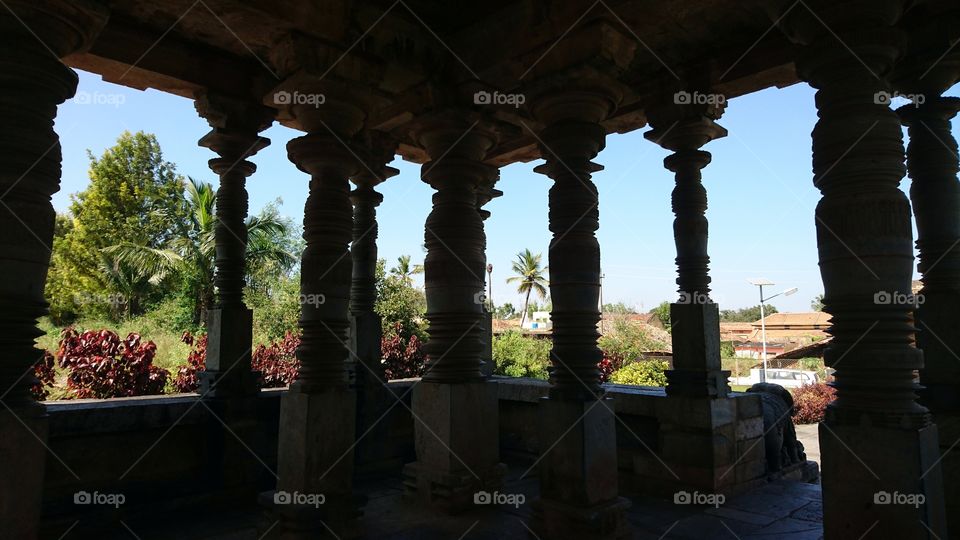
[736,368,819,388]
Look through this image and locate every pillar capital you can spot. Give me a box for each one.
[265,74,369,135]
[0,0,108,57]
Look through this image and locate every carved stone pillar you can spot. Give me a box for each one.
[402,114,505,511]
[261,81,365,538]
[891,5,960,532]
[194,93,272,398]
[530,89,630,540]
[350,134,398,476]
[0,1,106,538]
[476,171,501,378]
[773,1,947,537]
[644,96,729,398]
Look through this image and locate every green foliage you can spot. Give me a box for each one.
[719,304,778,323]
[609,359,669,386]
[46,131,190,322]
[493,302,516,319]
[507,249,548,326]
[650,301,671,330]
[720,341,736,358]
[247,272,302,345]
[492,330,551,379]
[375,259,428,340]
[603,302,636,315]
[598,317,670,363]
[810,294,824,311]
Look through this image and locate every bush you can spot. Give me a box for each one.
[382,323,426,379]
[598,317,670,363]
[57,328,168,398]
[598,352,626,383]
[609,359,669,387]
[173,331,206,393]
[252,332,301,388]
[492,330,551,379]
[32,350,56,401]
[792,382,836,424]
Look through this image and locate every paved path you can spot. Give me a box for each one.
[795,423,821,465]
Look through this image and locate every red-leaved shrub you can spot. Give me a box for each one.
[173,331,206,393]
[382,323,425,380]
[598,352,626,383]
[32,350,56,401]
[792,382,837,424]
[57,328,168,399]
[252,332,301,388]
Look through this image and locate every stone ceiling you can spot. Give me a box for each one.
[66,0,804,165]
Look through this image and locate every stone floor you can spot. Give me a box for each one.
[121,463,824,540]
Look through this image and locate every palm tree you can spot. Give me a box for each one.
[506,249,549,328]
[390,255,423,285]
[105,178,296,324]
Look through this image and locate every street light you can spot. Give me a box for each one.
[748,279,798,383]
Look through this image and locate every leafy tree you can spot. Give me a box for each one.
[603,302,637,315]
[106,178,296,325]
[375,259,428,340]
[390,255,423,285]
[493,302,516,319]
[719,304,779,323]
[46,131,190,321]
[651,301,671,330]
[810,294,824,311]
[598,317,670,362]
[507,249,548,327]
[492,330,551,379]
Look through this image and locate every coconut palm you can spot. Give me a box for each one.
[105,178,296,324]
[390,255,423,284]
[506,249,549,328]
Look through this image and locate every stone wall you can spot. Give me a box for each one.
[38,377,781,537]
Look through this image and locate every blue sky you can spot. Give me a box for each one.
[55,70,960,313]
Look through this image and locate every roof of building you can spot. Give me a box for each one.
[753,312,832,329]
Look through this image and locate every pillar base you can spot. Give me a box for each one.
[0,403,47,540]
[668,302,729,398]
[403,380,505,512]
[273,384,361,537]
[820,421,947,539]
[200,307,258,397]
[533,397,630,539]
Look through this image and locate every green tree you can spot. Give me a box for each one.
[45,131,190,322]
[719,304,779,323]
[376,258,428,340]
[651,301,671,330]
[506,249,549,328]
[603,302,637,315]
[810,294,824,311]
[390,255,423,285]
[492,330,551,379]
[106,178,296,325]
[493,302,516,319]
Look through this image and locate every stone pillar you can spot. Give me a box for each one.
[476,171,501,378]
[891,6,960,532]
[644,94,729,398]
[772,1,947,537]
[193,93,273,504]
[194,93,272,397]
[530,89,630,539]
[350,133,398,476]
[262,81,365,538]
[402,115,505,511]
[0,2,106,538]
